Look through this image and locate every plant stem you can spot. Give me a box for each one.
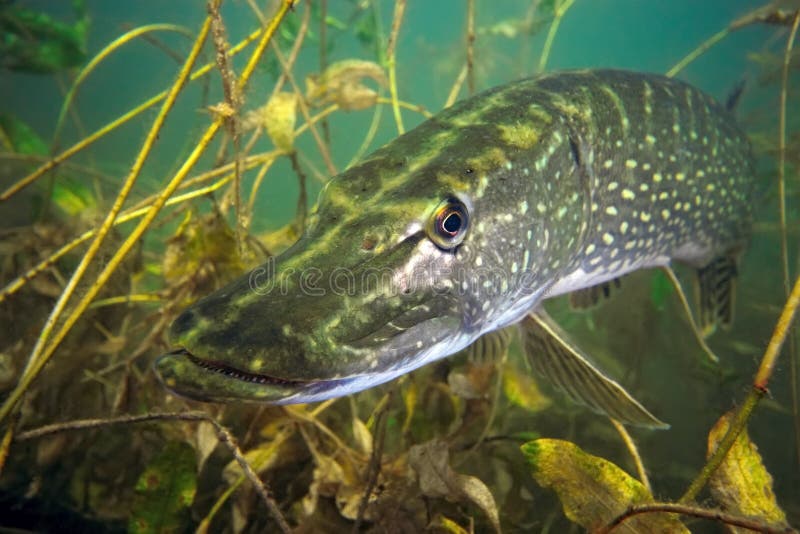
[386,0,407,134]
[666,27,730,78]
[537,0,576,73]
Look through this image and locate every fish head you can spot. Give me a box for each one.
[156,163,477,403]
[155,88,585,403]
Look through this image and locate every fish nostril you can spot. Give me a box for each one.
[170,309,196,338]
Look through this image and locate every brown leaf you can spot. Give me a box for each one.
[408,439,500,533]
[306,59,387,111]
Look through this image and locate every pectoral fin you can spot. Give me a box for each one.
[694,254,738,337]
[520,311,669,429]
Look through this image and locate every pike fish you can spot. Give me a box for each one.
[155,69,755,428]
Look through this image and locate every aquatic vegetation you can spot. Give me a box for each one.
[0,1,799,532]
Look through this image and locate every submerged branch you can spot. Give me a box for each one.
[600,502,797,534]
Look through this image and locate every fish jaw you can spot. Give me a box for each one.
[155,313,467,404]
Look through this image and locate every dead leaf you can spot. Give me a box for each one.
[521,438,688,533]
[707,411,788,532]
[306,59,387,111]
[352,416,373,457]
[408,439,500,533]
[195,421,218,473]
[263,92,298,151]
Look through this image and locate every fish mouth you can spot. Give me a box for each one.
[155,347,334,404]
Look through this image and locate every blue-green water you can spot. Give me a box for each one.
[0,1,797,532]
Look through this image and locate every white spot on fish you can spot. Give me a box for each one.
[605,206,618,216]
[603,232,614,245]
[622,189,636,200]
[625,159,637,169]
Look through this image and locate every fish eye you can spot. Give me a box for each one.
[428,198,469,249]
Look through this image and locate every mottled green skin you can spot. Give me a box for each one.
[155,69,755,403]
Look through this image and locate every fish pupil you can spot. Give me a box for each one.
[441,211,462,235]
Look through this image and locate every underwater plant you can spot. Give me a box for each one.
[0,1,798,532]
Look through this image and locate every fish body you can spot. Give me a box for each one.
[155,70,754,423]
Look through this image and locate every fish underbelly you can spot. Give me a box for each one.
[546,253,671,298]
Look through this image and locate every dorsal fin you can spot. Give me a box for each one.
[725,78,746,112]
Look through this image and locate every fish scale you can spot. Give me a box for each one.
[156,69,755,426]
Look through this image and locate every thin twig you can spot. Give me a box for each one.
[208,0,245,254]
[777,11,800,470]
[386,0,407,134]
[319,0,331,146]
[15,412,292,533]
[666,27,730,78]
[271,1,311,99]
[537,0,576,73]
[352,399,390,533]
[466,0,476,95]
[288,151,308,232]
[609,418,651,494]
[271,43,337,175]
[599,502,796,534]
[444,65,468,108]
[51,24,193,150]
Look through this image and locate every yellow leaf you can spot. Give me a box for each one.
[521,438,688,533]
[707,411,788,531]
[429,514,470,533]
[255,91,298,152]
[502,362,551,413]
[351,416,373,456]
